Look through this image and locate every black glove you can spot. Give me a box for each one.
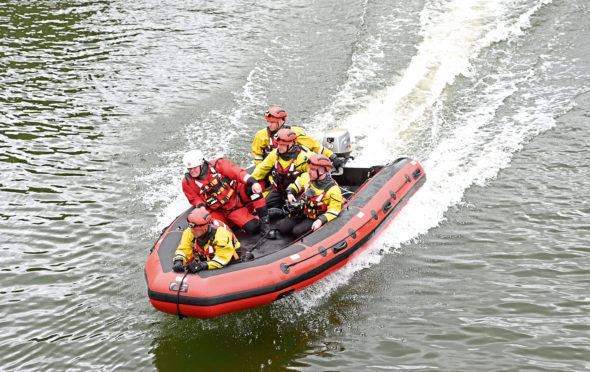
[188,261,208,273]
[331,156,345,168]
[246,177,257,187]
[329,154,344,168]
[172,259,184,273]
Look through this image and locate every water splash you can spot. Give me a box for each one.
[290,0,559,310]
[322,0,553,166]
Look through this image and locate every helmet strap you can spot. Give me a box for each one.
[278,144,297,160]
[195,162,208,179]
[313,173,333,189]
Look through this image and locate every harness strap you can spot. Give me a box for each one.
[302,180,336,219]
[272,150,303,191]
[199,159,237,208]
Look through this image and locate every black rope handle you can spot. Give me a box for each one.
[176,270,189,320]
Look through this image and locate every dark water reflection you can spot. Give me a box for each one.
[148,294,362,371]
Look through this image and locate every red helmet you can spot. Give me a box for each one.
[307,154,333,171]
[187,208,211,229]
[264,106,287,123]
[275,128,297,145]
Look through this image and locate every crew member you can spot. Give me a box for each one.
[251,106,344,167]
[182,149,271,235]
[277,154,343,238]
[251,128,312,211]
[172,208,240,273]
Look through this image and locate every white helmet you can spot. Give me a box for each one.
[183,150,204,168]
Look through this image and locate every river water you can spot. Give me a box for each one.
[1,0,589,370]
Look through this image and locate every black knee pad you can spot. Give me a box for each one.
[242,219,261,235]
[276,218,294,236]
[292,220,313,238]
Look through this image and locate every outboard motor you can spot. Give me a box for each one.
[322,129,351,158]
[322,130,352,174]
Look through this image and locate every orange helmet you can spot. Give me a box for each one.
[264,106,287,123]
[307,154,333,171]
[275,128,297,145]
[187,209,211,229]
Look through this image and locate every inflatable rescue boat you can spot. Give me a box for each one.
[145,154,426,319]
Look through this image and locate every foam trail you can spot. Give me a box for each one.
[336,0,551,166]
[291,0,556,311]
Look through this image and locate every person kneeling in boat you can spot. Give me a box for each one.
[172,208,241,273]
[251,128,313,238]
[251,106,343,167]
[276,154,343,238]
[182,149,271,236]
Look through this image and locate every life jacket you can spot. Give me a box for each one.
[301,179,335,219]
[195,161,236,210]
[192,220,239,262]
[262,128,277,158]
[271,147,302,192]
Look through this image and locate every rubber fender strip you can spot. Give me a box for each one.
[275,289,294,301]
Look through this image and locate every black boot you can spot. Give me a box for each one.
[241,250,255,261]
[260,215,276,240]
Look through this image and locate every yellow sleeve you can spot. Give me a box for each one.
[322,185,343,223]
[207,227,239,269]
[173,228,195,264]
[288,172,310,195]
[292,126,334,157]
[251,129,269,166]
[252,150,277,180]
[320,146,334,158]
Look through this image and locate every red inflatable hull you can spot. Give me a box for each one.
[145,158,426,318]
